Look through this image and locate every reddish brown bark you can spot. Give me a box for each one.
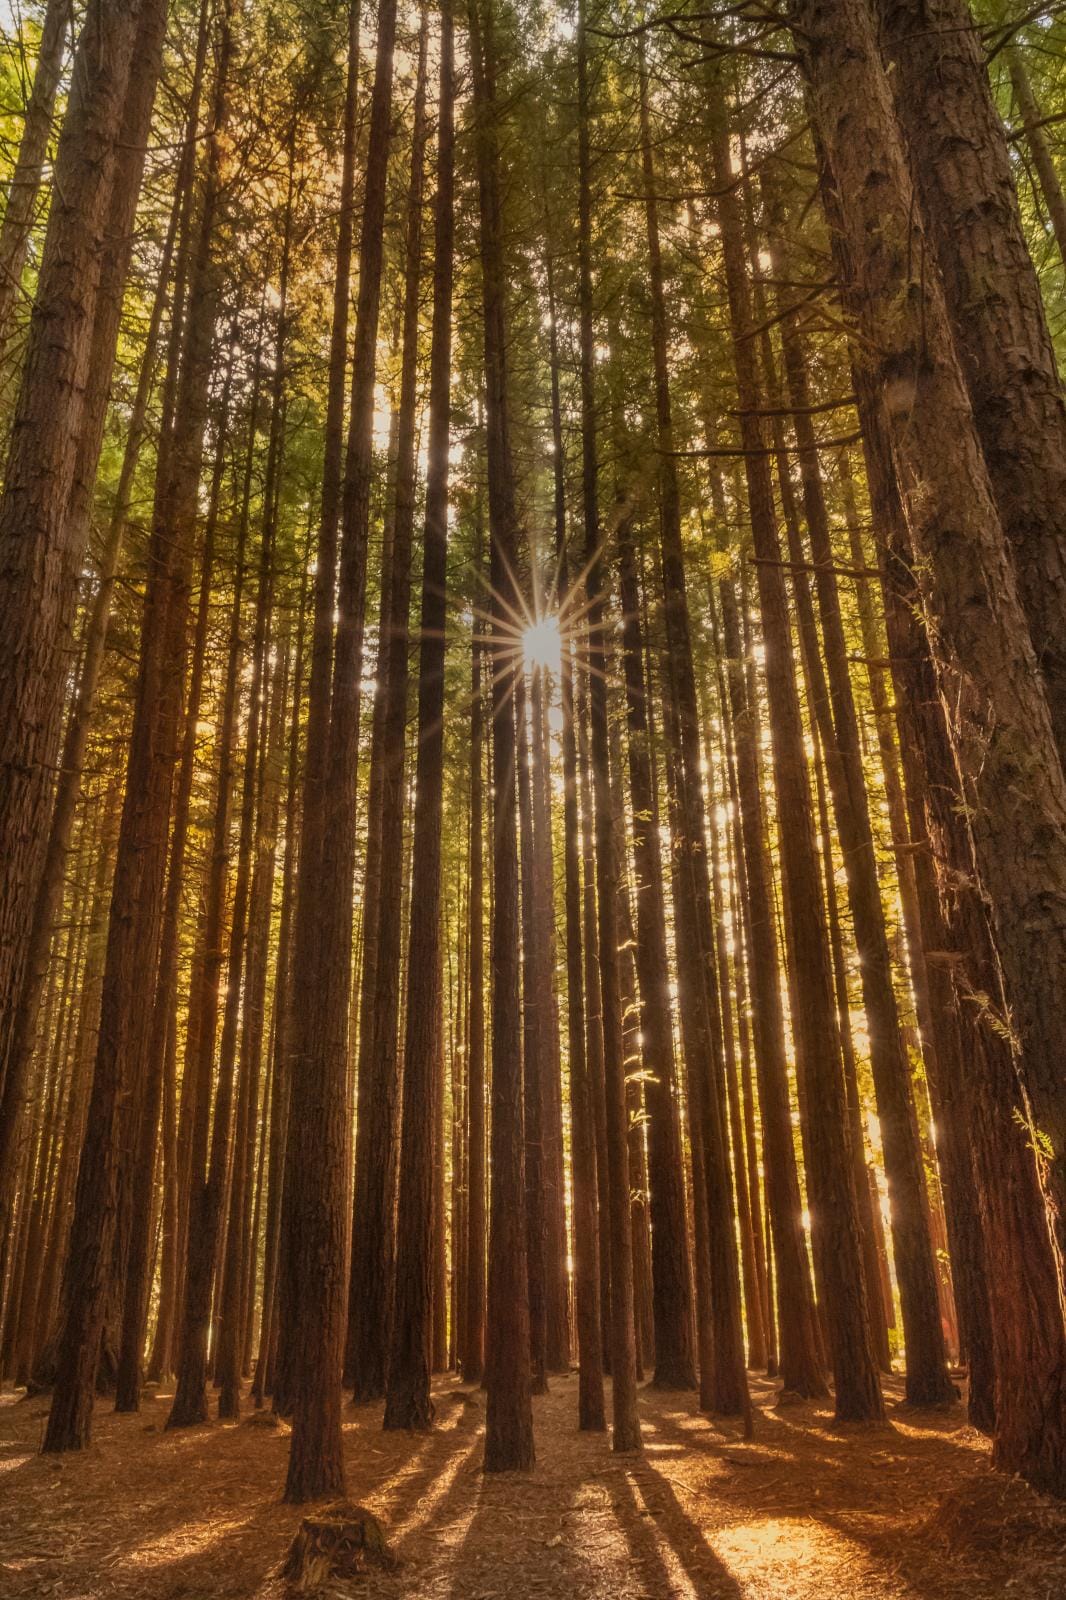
[384,0,454,1431]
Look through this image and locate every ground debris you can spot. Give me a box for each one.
[1,1376,1062,1600]
[280,1502,397,1590]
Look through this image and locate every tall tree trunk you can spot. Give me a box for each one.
[468,0,534,1473]
[793,0,1066,1315]
[0,0,166,1102]
[281,0,398,1500]
[615,492,697,1392]
[706,64,882,1424]
[1006,44,1066,274]
[0,0,167,1219]
[858,367,1066,1490]
[875,0,1066,765]
[715,557,827,1397]
[278,2,359,1418]
[348,10,429,1403]
[531,662,571,1375]
[0,152,181,1290]
[114,375,231,1415]
[216,206,294,1418]
[516,665,550,1396]
[384,0,453,1431]
[166,309,268,1434]
[765,211,953,1405]
[0,0,74,353]
[577,0,641,1454]
[43,0,229,1455]
[251,527,312,1408]
[637,42,748,1427]
[462,528,487,1387]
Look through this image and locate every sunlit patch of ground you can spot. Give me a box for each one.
[0,1375,1063,1599]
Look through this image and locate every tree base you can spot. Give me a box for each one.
[279,1503,397,1589]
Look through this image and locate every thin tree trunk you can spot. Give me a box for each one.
[616,493,698,1391]
[469,0,534,1473]
[348,12,429,1401]
[462,524,487,1387]
[281,0,398,1498]
[578,0,641,1454]
[114,385,230,1415]
[637,41,748,1428]
[0,0,74,353]
[384,0,453,1431]
[516,665,549,1396]
[706,64,883,1425]
[1006,45,1066,275]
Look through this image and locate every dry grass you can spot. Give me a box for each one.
[0,1373,1062,1599]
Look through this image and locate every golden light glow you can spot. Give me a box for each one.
[522,613,562,676]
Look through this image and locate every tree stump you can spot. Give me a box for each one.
[280,1503,397,1589]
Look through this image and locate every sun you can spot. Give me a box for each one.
[522,613,562,676]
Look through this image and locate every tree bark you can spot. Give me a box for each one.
[1006,44,1066,274]
[875,0,1066,766]
[384,0,453,1431]
[348,7,429,1405]
[578,0,642,1454]
[0,0,166,1191]
[706,62,882,1424]
[469,0,535,1473]
[793,0,1066,1304]
[0,0,75,352]
[43,0,229,1454]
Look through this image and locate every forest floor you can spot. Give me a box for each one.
[2,1372,1064,1600]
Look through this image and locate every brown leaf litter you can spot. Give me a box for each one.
[1,1373,1063,1599]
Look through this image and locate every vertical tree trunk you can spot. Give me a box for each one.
[280,0,398,1498]
[1006,44,1066,274]
[166,312,268,1435]
[469,0,534,1472]
[251,528,312,1408]
[0,0,75,352]
[577,0,641,1454]
[0,0,166,1110]
[637,42,748,1427]
[615,490,697,1392]
[793,0,1066,1308]
[715,561,827,1398]
[0,0,168,1235]
[462,528,487,1387]
[348,7,429,1404]
[765,216,953,1406]
[216,211,294,1417]
[706,64,882,1425]
[858,366,1066,1490]
[532,664,571,1376]
[875,0,1066,771]
[114,379,231,1414]
[43,0,230,1455]
[517,666,549,1395]
[384,0,454,1431]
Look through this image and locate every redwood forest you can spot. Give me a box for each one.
[2,0,1066,1593]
